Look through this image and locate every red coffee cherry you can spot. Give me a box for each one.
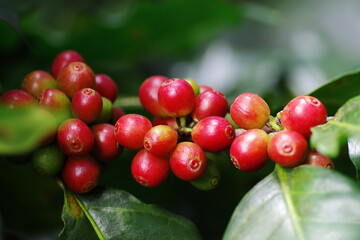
[143,125,178,156]
[230,129,269,172]
[95,74,118,103]
[21,70,57,98]
[281,95,327,139]
[114,114,152,149]
[192,116,235,152]
[267,130,308,168]
[51,50,85,78]
[71,88,103,124]
[0,89,36,108]
[169,142,207,181]
[304,149,334,169]
[57,62,95,98]
[152,116,178,130]
[192,90,228,122]
[131,149,170,187]
[91,123,123,161]
[62,155,100,194]
[38,89,71,123]
[112,106,125,124]
[230,92,270,129]
[139,75,168,117]
[57,118,94,156]
[158,78,196,117]
[199,85,214,94]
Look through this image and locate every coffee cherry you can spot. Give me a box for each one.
[112,106,125,124]
[131,149,170,187]
[192,116,235,152]
[184,78,200,96]
[57,62,95,98]
[190,160,220,191]
[267,130,308,168]
[304,149,334,169]
[38,89,71,124]
[199,85,214,94]
[94,97,113,124]
[281,95,327,139]
[169,142,207,181]
[95,74,118,103]
[62,155,100,194]
[158,78,196,117]
[31,143,65,177]
[230,129,269,172]
[230,92,270,129]
[57,119,94,156]
[192,90,228,121]
[114,114,152,149]
[21,70,57,98]
[71,88,103,124]
[0,89,37,108]
[51,50,85,78]
[152,116,178,130]
[91,123,123,161]
[143,125,178,156]
[139,75,168,117]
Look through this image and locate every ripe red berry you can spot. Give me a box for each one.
[57,62,95,98]
[281,95,327,139]
[169,142,207,181]
[199,85,214,94]
[131,149,170,187]
[158,78,196,117]
[267,130,308,168]
[143,125,178,156]
[71,88,103,124]
[112,106,125,124]
[0,89,36,108]
[230,92,270,129]
[51,50,85,78]
[91,123,123,161]
[230,129,269,172]
[95,74,118,103]
[139,75,168,117]
[21,70,57,98]
[114,114,152,149]
[304,149,334,169]
[62,155,100,194]
[192,90,228,121]
[57,118,94,156]
[152,116,178,130]
[192,116,235,152]
[38,89,71,123]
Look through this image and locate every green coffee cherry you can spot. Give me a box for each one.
[190,160,220,191]
[184,78,200,96]
[31,144,65,176]
[94,97,113,123]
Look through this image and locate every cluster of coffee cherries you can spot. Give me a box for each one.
[0,50,125,194]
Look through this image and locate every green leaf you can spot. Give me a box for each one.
[223,165,360,240]
[59,185,201,240]
[310,69,360,115]
[310,95,360,177]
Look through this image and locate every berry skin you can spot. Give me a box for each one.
[31,143,65,177]
[57,119,94,156]
[95,74,118,103]
[51,50,85,78]
[267,130,308,168]
[91,123,123,161]
[199,85,214,94]
[143,125,178,156]
[38,89,71,124]
[112,106,125,124]
[230,92,270,130]
[21,70,57,98]
[169,142,207,181]
[131,149,170,187]
[62,155,100,194]
[71,88,103,124]
[57,62,95,98]
[192,90,228,122]
[139,75,169,117]
[94,97,113,124]
[184,78,200,96]
[0,89,36,108]
[281,95,327,139]
[192,116,235,152]
[304,150,334,169]
[152,116,178,130]
[230,129,269,172]
[114,114,152,149]
[158,78,196,117]
[190,159,220,191]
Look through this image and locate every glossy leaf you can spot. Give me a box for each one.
[310,69,360,115]
[310,95,360,177]
[59,185,201,240]
[223,165,360,240]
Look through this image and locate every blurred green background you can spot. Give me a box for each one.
[1,0,360,239]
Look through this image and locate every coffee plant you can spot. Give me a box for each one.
[1,49,360,240]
